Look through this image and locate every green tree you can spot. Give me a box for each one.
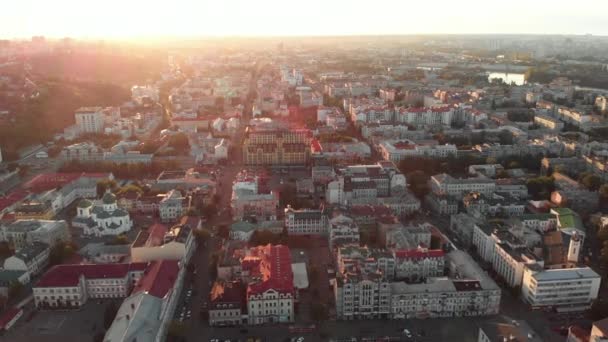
[97,179,118,198]
[406,170,430,199]
[0,241,14,259]
[8,281,24,299]
[580,174,602,191]
[103,302,119,329]
[310,302,329,323]
[192,228,211,245]
[218,224,230,239]
[167,133,190,154]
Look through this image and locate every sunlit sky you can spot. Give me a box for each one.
[3,0,608,38]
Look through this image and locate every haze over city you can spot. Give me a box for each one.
[2,0,608,38]
[3,2,608,342]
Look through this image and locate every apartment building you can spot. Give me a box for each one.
[243,127,311,165]
[430,173,496,197]
[3,242,50,277]
[245,245,295,325]
[378,140,457,163]
[284,206,328,235]
[159,190,187,223]
[1,219,70,250]
[521,265,601,311]
[209,280,245,327]
[75,107,104,133]
[33,263,147,309]
[393,248,445,282]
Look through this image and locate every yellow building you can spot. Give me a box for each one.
[243,127,311,165]
[14,202,55,220]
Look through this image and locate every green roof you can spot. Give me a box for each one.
[77,199,93,208]
[552,208,584,230]
[102,192,117,204]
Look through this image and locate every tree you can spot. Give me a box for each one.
[218,224,230,239]
[97,179,118,198]
[407,170,430,199]
[167,320,186,342]
[8,281,23,299]
[526,176,555,200]
[201,204,218,220]
[192,228,211,245]
[107,234,130,245]
[498,129,514,145]
[0,241,13,259]
[310,302,329,323]
[250,230,283,246]
[580,173,602,191]
[49,240,78,266]
[103,302,119,329]
[167,133,190,154]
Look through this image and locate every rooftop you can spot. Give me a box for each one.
[36,263,148,288]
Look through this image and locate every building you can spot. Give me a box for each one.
[1,219,70,250]
[131,218,197,263]
[231,175,278,221]
[430,173,496,197]
[243,127,311,166]
[521,265,601,311]
[394,106,454,128]
[393,248,445,282]
[328,214,360,250]
[78,243,130,264]
[3,242,50,277]
[33,262,148,309]
[425,193,459,216]
[229,220,283,241]
[534,114,564,131]
[0,307,23,332]
[60,142,102,162]
[0,270,29,297]
[159,190,187,223]
[478,318,542,342]
[284,206,328,235]
[326,162,407,205]
[75,107,104,133]
[209,280,245,327]
[104,260,180,342]
[378,140,457,163]
[245,245,295,325]
[131,85,159,104]
[73,192,132,237]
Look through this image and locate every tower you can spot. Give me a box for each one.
[567,232,582,263]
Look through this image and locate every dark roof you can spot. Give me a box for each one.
[36,263,147,287]
[13,242,49,263]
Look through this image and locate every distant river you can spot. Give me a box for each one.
[487,72,526,86]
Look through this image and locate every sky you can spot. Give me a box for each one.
[2,0,608,39]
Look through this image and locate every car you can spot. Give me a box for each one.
[403,329,412,338]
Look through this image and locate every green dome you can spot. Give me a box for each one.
[77,199,93,208]
[102,192,117,204]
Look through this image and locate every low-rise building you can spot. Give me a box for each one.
[131,218,197,263]
[209,280,245,327]
[159,190,187,223]
[1,219,70,250]
[478,318,542,342]
[3,242,50,277]
[73,192,132,237]
[430,173,496,197]
[33,263,148,309]
[284,206,328,235]
[521,265,601,311]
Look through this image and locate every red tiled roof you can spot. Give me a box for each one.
[147,223,168,247]
[0,307,21,329]
[132,260,179,298]
[246,245,294,296]
[0,190,29,212]
[311,139,322,153]
[36,263,148,288]
[394,249,444,259]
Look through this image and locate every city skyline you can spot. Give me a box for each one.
[3,0,608,39]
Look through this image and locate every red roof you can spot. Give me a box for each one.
[311,139,323,153]
[0,307,22,329]
[36,263,148,288]
[132,260,179,298]
[246,245,294,297]
[394,249,445,259]
[0,190,29,212]
[147,223,168,247]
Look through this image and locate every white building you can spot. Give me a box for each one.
[75,107,105,134]
[158,190,186,223]
[521,265,601,311]
[33,263,147,309]
[131,85,159,104]
[1,219,71,250]
[430,173,496,197]
[284,206,328,235]
[3,242,50,277]
[73,192,132,237]
[328,214,360,250]
[378,140,457,163]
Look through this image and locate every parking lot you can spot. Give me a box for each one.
[4,300,121,342]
